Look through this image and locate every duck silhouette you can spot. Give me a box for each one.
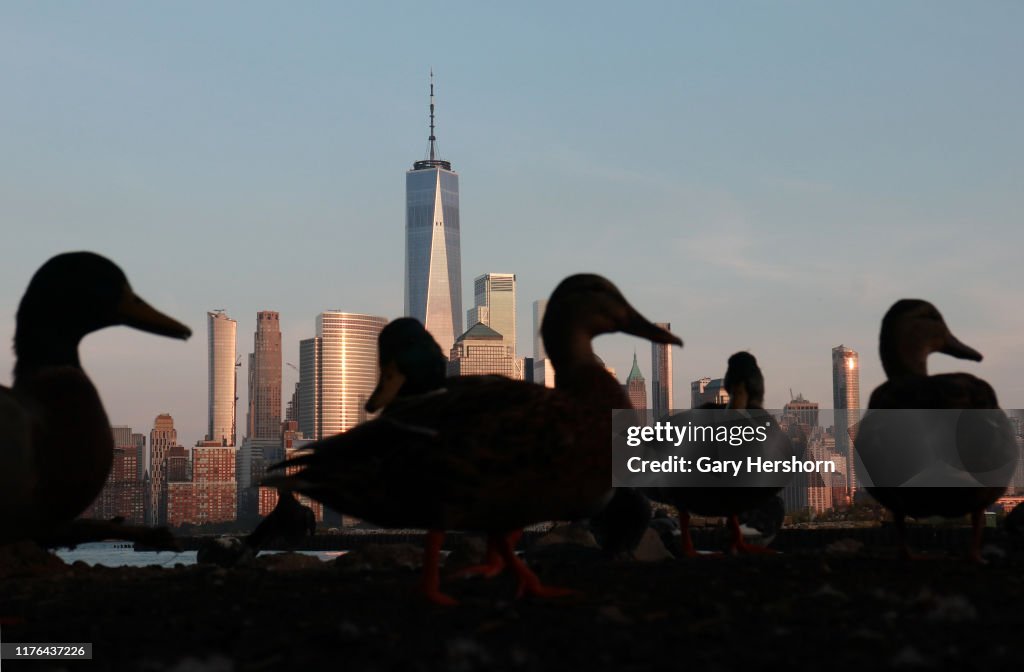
[266,274,681,604]
[856,299,1017,562]
[1,252,191,548]
[646,352,794,555]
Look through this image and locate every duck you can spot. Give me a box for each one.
[362,317,517,580]
[266,274,682,604]
[363,317,448,413]
[645,352,794,556]
[0,252,191,547]
[856,299,1017,562]
[366,317,652,570]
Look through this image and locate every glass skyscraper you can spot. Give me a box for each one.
[405,72,462,356]
[651,322,673,421]
[832,344,860,494]
[298,312,387,441]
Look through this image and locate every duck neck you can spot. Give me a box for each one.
[13,326,83,384]
[546,327,609,390]
[880,341,928,379]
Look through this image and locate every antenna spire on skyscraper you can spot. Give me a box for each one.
[428,69,437,161]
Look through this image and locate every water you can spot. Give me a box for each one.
[54,542,344,568]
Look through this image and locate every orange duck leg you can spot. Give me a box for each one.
[494,531,577,599]
[451,530,523,579]
[726,514,775,555]
[419,530,458,606]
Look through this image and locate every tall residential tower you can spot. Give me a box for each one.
[247,311,282,440]
[207,310,237,447]
[832,345,860,495]
[405,72,462,356]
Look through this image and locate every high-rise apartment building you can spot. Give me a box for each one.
[298,312,387,441]
[626,354,648,425]
[651,322,673,421]
[405,72,462,356]
[85,426,144,525]
[247,311,282,441]
[166,441,237,527]
[207,310,237,447]
[832,345,860,494]
[148,413,178,525]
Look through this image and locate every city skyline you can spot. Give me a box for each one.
[1,4,1022,446]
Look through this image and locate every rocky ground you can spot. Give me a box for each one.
[2,530,1024,671]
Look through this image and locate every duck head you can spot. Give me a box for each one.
[541,274,681,369]
[723,351,764,410]
[365,317,446,412]
[879,299,982,378]
[14,252,192,378]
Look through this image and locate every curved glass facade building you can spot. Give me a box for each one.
[405,73,462,356]
[298,312,387,440]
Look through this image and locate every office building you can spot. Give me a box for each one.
[651,322,673,420]
[448,323,520,378]
[467,273,516,354]
[298,312,387,440]
[405,72,462,356]
[626,354,648,424]
[691,377,729,408]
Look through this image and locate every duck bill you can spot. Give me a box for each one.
[623,309,683,347]
[365,362,406,413]
[117,288,192,340]
[940,332,982,362]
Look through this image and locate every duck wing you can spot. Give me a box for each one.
[267,377,610,531]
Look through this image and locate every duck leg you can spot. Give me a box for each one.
[968,509,987,565]
[451,530,522,579]
[677,510,698,558]
[494,531,577,599]
[726,514,775,555]
[419,530,458,606]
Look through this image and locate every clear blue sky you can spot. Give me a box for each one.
[1,2,1021,445]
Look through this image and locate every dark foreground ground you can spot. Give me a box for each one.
[2,530,1024,672]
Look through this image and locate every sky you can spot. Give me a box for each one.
[1,2,1021,446]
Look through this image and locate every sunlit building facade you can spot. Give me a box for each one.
[468,273,516,355]
[533,300,547,361]
[148,413,178,525]
[298,312,387,440]
[832,345,860,494]
[247,311,282,441]
[448,323,518,378]
[691,377,729,408]
[405,73,462,357]
[651,322,673,421]
[207,310,237,447]
[626,354,648,425]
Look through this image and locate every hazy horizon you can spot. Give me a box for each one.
[2,2,1021,446]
